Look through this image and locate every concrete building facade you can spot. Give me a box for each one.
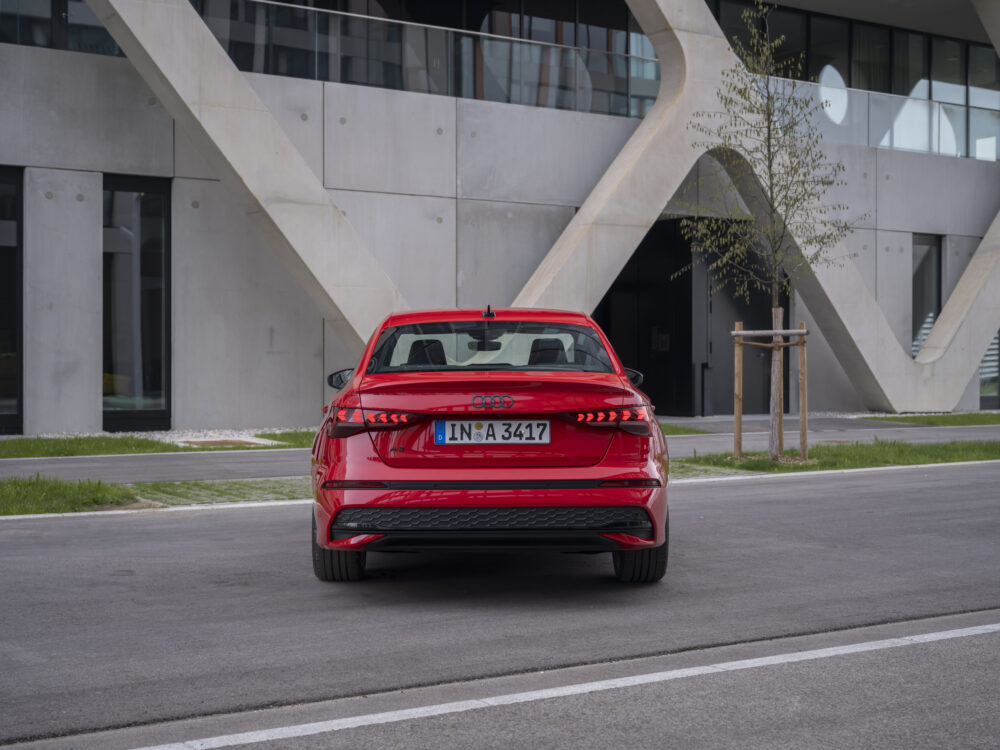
[1,0,998,434]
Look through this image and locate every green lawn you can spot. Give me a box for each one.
[0,436,194,459]
[863,413,1000,427]
[133,477,312,506]
[660,422,709,436]
[254,430,317,448]
[0,476,138,515]
[0,430,319,459]
[677,438,1000,473]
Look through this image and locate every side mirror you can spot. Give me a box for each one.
[327,368,354,390]
[624,368,644,387]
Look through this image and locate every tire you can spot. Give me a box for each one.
[312,513,366,582]
[612,516,668,583]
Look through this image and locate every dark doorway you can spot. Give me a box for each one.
[592,220,694,415]
[102,176,171,432]
[0,167,22,435]
[592,218,782,416]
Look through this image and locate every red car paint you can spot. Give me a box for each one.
[311,308,668,581]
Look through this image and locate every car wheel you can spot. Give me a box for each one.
[312,513,366,582]
[612,539,667,583]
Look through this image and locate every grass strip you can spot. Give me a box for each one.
[863,413,1000,427]
[0,436,195,459]
[660,423,709,436]
[132,477,313,506]
[254,430,317,448]
[0,476,138,515]
[678,438,1000,473]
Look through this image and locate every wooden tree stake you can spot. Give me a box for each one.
[734,322,743,458]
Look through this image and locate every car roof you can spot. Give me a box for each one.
[379,308,596,327]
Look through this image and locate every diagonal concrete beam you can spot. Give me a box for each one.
[86,0,406,356]
[515,0,1000,412]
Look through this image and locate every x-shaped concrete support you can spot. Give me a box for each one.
[86,0,407,359]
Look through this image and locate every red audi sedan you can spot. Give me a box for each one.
[311,307,668,583]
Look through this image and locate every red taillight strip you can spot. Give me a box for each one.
[326,408,419,438]
[565,407,652,435]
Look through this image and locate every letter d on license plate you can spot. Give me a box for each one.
[434,420,550,444]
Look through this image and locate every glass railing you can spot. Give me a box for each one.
[789,78,1000,161]
[198,0,660,118]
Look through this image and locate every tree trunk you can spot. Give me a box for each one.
[769,306,783,460]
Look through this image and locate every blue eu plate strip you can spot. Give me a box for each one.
[434,421,446,445]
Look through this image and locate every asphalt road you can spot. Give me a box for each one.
[2,422,999,482]
[2,462,999,747]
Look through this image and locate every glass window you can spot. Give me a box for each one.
[66,0,120,55]
[523,0,575,46]
[718,0,753,55]
[102,177,170,431]
[0,167,21,434]
[367,321,614,373]
[969,43,1000,110]
[768,8,806,79]
[892,30,928,98]
[970,107,1000,161]
[808,16,849,89]
[852,23,890,93]
[911,235,941,357]
[579,0,626,55]
[0,0,52,47]
[982,329,999,409]
[626,8,653,59]
[487,0,521,37]
[932,37,966,105]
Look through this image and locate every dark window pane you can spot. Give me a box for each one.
[931,37,966,104]
[579,0,627,55]
[767,8,806,79]
[982,330,999,408]
[626,9,654,59]
[911,234,941,357]
[102,179,169,423]
[0,0,51,46]
[487,0,520,37]
[66,0,121,55]
[808,16,849,88]
[969,43,1000,110]
[719,0,752,54]
[523,0,575,46]
[852,23,890,93]
[0,170,20,431]
[892,29,928,98]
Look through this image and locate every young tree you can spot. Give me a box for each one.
[680,0,856,459]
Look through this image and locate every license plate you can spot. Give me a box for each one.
[434,420,550,445]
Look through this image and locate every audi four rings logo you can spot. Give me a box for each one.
[472,394,514,408]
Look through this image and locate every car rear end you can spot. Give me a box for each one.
[311,309,668,582]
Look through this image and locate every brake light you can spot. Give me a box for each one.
[325,408,420,438]
[569,407,652,436]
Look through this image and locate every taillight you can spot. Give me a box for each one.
[567,406,653,436]
[325,408,420,438]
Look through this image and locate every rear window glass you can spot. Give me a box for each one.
[366,321,615,373]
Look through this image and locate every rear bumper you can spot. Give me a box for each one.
[328,504,655,552]
[314,485,667,552]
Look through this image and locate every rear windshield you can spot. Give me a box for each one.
[366,321,615,374]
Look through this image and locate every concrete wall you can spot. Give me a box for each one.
[22,168,103,434]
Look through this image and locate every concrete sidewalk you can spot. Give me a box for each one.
[1,418,998,483]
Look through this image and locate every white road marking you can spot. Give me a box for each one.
[132,623,1000,750]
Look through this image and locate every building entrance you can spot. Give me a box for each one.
[592,219,780,417]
